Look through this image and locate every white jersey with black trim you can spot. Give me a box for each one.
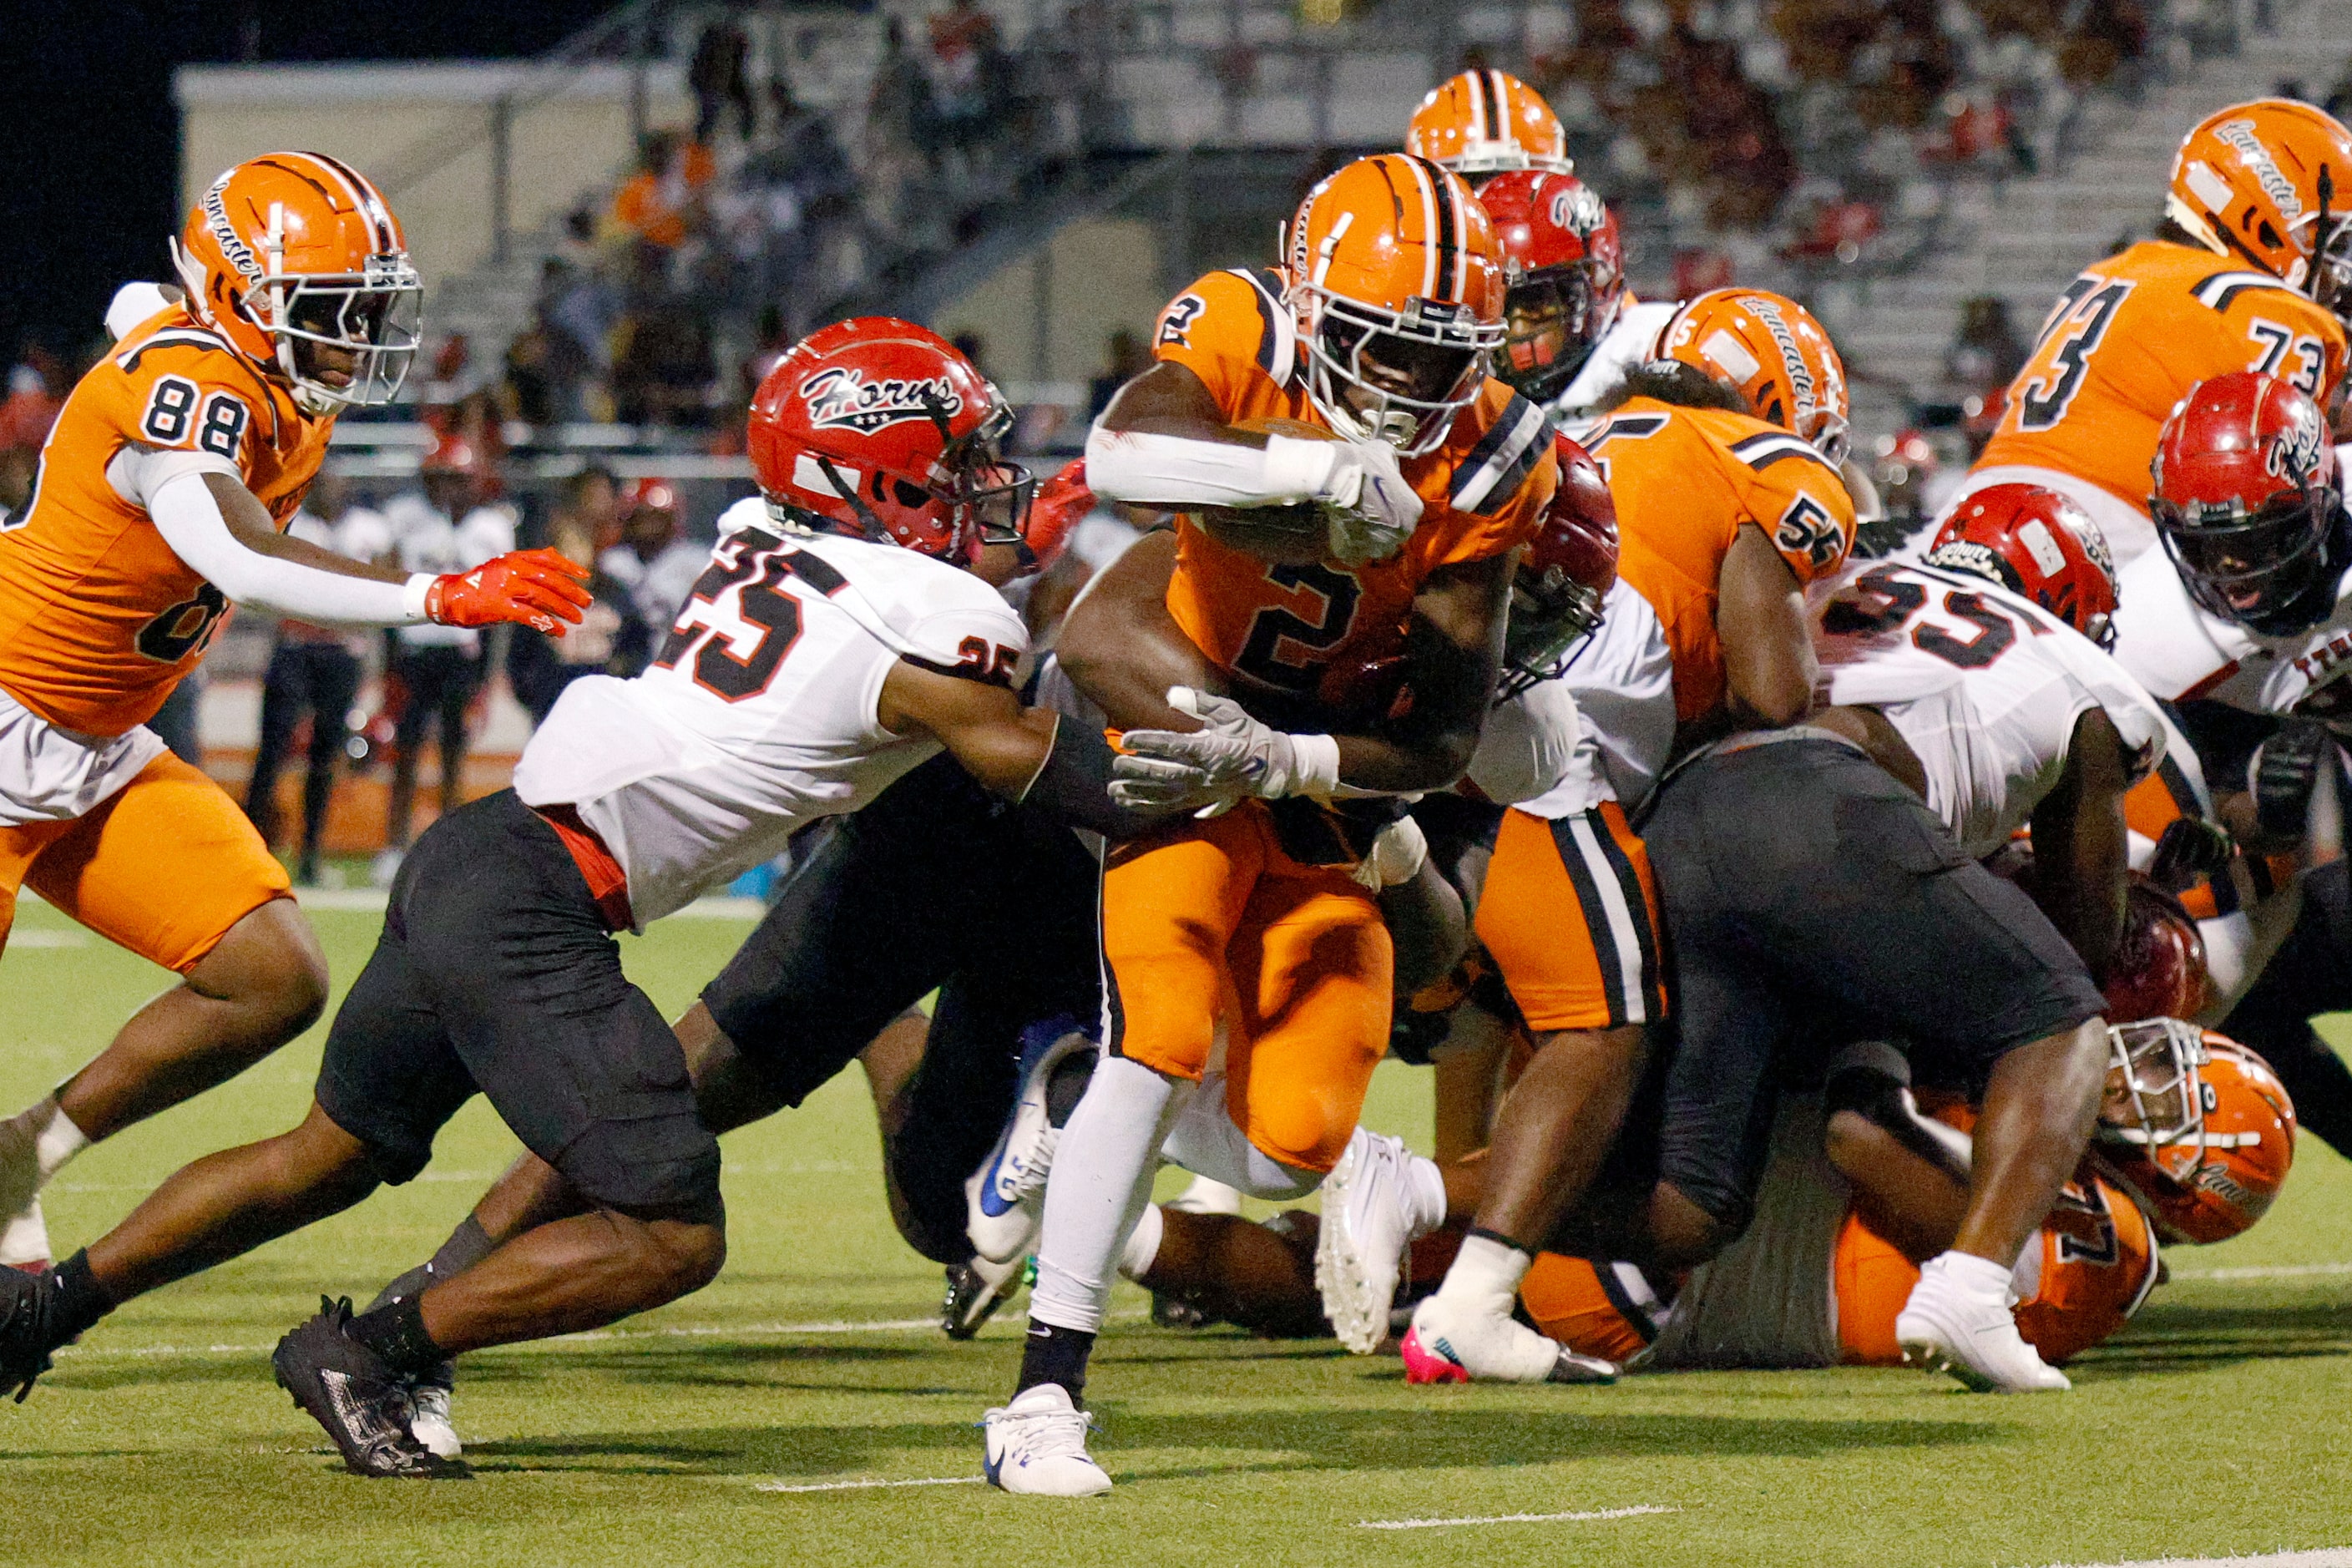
[1474,578,1677,817]
[1550,299,1679,417]
[1812,559,2167,857]
[2111,540,2352,725]
[513,499,1029,928]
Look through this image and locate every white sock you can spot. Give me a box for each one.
[1404,1154,1449,1239]
[1118,1204,1166,1282]
[3,1095,89,1185]
[1433,1232,1533,1316]
[1922,1248,2016,1308]
[1029,1055,1182,1333]
[1158,1080,1322,1201]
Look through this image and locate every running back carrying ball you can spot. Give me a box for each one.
[1189,416,1347,564]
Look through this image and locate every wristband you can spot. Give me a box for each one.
[402,574,435,622]
[1287,731,1343,799]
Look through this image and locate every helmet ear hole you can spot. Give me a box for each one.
[893,478,928,508]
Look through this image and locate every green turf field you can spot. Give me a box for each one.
[6,894,2350,1567]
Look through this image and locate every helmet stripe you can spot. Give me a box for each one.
[1467,71,1494,141]
[1399,155,1442,297]
[1490,71,1515,147]
[306,150,400,253]
[1402,154,1459,301]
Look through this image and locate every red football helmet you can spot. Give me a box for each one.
[1500,433,1617,700]
[2100,878,2213,1023]
[746,317,1032,563]
[2099,1028,2296,1243]
[1476,169,1626,407]
[2152,371,2344,635]
[1925,483,2118,647]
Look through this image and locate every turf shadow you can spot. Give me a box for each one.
[2074,1300,2352,1374]
[463,1404,2001,1479]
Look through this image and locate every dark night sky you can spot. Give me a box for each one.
[0,1,616,367]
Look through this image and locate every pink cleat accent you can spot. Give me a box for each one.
[1399,1324,1469,1384]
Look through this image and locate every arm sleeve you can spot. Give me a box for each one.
[1084,423,1340,508]
[148,471,433,626]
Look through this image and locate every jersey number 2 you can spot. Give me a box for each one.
[1233,563,1362,692]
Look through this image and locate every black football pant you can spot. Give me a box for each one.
[2219,855,2352,1157]
[700,751,1101,1262]
[245,640,360,873]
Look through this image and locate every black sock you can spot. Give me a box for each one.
[346,1292,448,1378]
[1015,1319,1096,1403]
[44,1250,117,1348]
[366,1215,494,1313]
[1044,1050,1098,1130]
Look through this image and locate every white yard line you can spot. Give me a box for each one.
[1358,1505,1680,1531]
[2037,1551,2352,1567]
[756,1474,986,1494]
[2168,1262,2352,1282]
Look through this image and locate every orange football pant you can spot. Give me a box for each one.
[1100,802,1392,1174]
[0,751,292,973]
[1475,801,1667,1032]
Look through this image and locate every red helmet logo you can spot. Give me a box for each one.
[801,367,967,436]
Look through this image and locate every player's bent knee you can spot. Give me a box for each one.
[195,899,331,1038]
[1647,1181,1745,1271]
[609,1211,727,1302]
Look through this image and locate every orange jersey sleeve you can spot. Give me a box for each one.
[1581,397,1855,721]
[1977,240,2349,512]
[0,311,330,735]
[1151,271,1555,708]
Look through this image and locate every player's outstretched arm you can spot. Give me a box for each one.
[146,471,590,633]
[2029,706,2132,974]
[875,660,1163,838]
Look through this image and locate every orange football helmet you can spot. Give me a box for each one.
[1657,288,1851,464]
[2098,1025,2297,1244]
[2011,1174,2160,1365]
[1405,69,1573,182]
[170,151,422,415]
[2166,99,2352,326]
[1283,153,1506,456]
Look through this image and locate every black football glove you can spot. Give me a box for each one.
[2147,816,2234,892]
[2249,718,2334,841]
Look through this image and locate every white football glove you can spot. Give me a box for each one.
[1350,811,1429,890]
[1318,438,1424,566]
[1109,688,1343,812]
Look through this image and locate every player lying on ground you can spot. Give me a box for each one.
[0,152,591,1272]
[0,321,1167,1478]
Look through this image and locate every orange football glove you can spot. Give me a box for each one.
[423,549,594,635]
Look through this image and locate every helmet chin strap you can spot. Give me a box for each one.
[815,456,893,544]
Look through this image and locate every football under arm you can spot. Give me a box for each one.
[1329,551,1516,794]
[1716,522,1817,731]
[874,659,1165,839]
[1055,529,1227,732]
[149,469,427,625]
[2030,705,2134,976]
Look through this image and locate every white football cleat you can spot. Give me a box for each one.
[0,1121,47,1272]
[982,1383,1112,1497]
[966,1024,1095,1265]
[1896,1257,2069,1393]
[1402,1294,1617,1384]
[1314,1129,1428,1354]
[405,1363,462,1459]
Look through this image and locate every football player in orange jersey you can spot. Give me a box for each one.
[1953,99,2352,566]
[974,152,1556,1495]
[1405,68,1575,187]
[0,153,590,1272]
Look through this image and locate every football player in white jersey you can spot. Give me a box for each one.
[0,321,1163,1476]
[2115,369,2352,1160]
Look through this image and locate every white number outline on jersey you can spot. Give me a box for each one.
[1824,564,2026,671]
[195,392,250,461]
[2244,318,2328,397]
[140,375,201,444]
[1156,293,1206,349]
[1775,493,1846,574]
[2016,279,2136,432]
[653,528,829,703]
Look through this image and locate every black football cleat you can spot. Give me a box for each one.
[0,1264,53,1403]
[271,1297,468,1478]
[941,1255,1024,1341]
